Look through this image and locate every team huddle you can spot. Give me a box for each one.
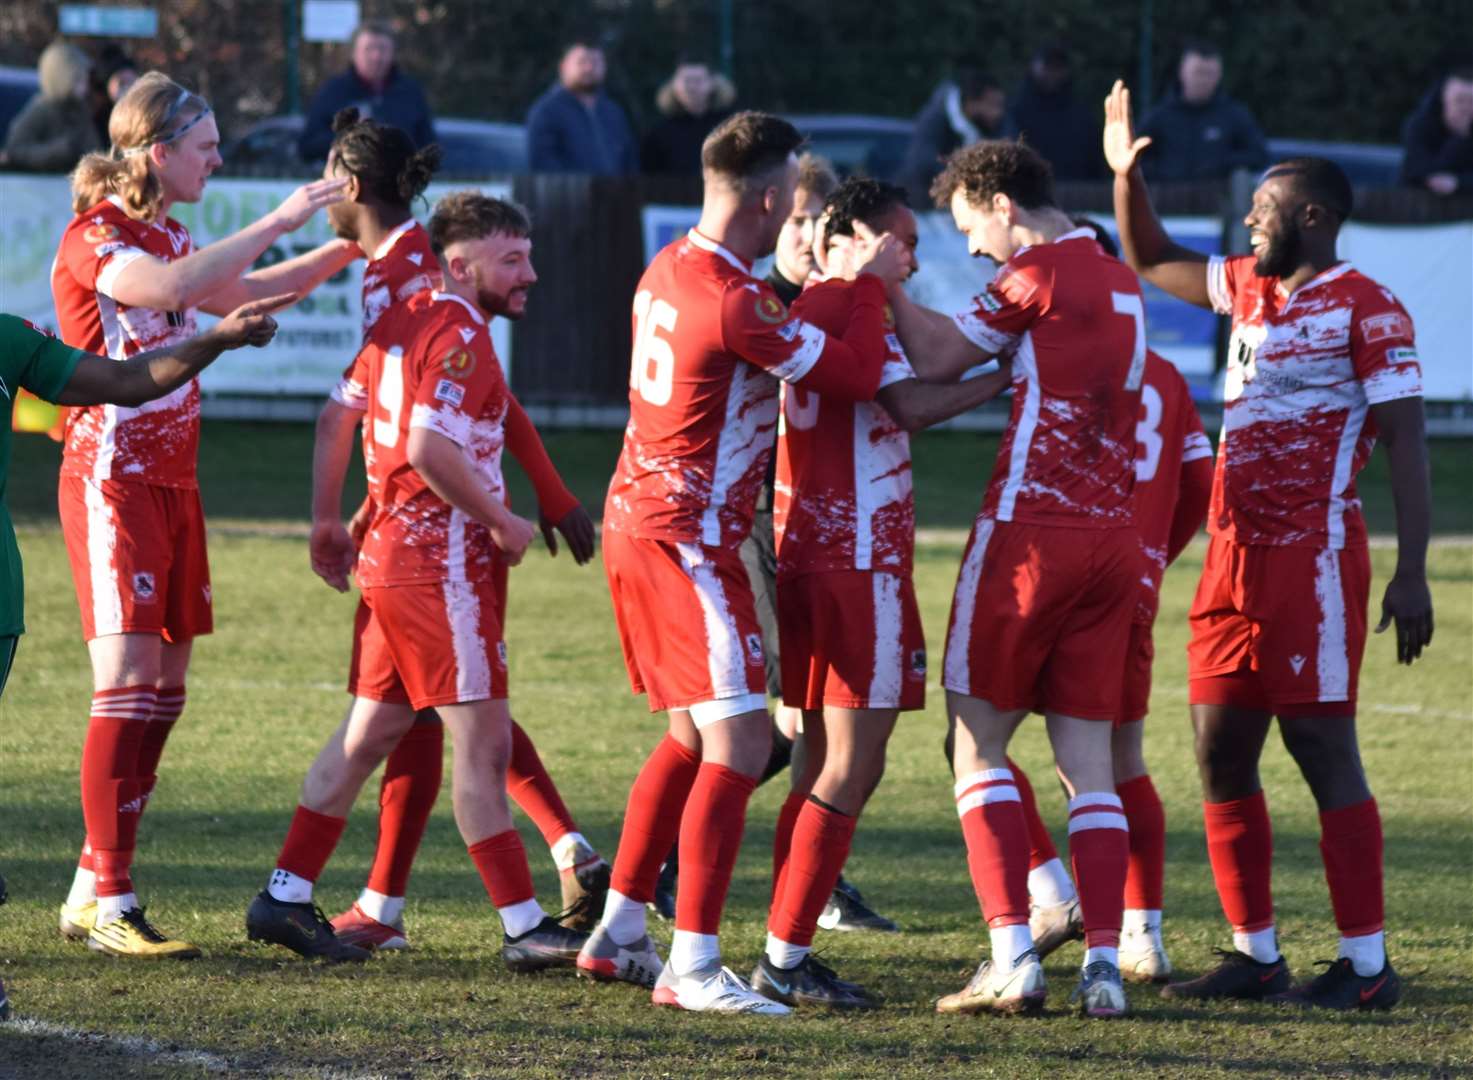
[36,71,1433,1020]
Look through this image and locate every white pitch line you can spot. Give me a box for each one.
[2,1017,234,1073]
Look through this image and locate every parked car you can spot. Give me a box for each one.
[1265,138,1403,188]
[222,114,527,175]
[784,114,914,181]
[0,64,40,147]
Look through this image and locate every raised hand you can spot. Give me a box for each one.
[270,177,350,232]
[310,519,356,592]
[212,292,296,348]
[541,505,596,565]
[850,220,910,287]
[1375,573,1434,664]
[1103,79,1153,177]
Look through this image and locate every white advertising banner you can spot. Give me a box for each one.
[0,174,512,396]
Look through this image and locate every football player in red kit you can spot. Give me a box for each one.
[306,110,610,951]
[889,141,1148,1018]
[53,71,355,958]
[246,193,588,972]
[577,112,908,1015]
[1106,80,1431,1010]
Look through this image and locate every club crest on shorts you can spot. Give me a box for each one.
[441,346,477,379]
[132,571,156,602]
[910,648,927,675]
[754,294,786,325]
[745,632,764,665]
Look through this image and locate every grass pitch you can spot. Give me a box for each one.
[1,424,1470,1079]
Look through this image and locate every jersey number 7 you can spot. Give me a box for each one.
[1112,291,1146,392]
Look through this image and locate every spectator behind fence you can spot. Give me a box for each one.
[526,38,638,174]
[641,57,735,174]
[1,40,101,172]
[1008,41,1102,181]
[89,44,138,147]
[1401,68,1473,196]
[899,69,1009,205]
[1136,40,1267,182]
[299,22,435,163]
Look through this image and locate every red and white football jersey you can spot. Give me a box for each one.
[1206,255,1422,549]
[952,228,1144,527]
[1134,351,1213,620]
[52,196,200,487]
[603,229,889,548]
[352,290,510,588]
[774,278,916,578]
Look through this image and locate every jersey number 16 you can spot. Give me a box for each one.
[631,290,678,406]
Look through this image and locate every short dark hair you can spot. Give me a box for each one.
[1264,156,1354,222]
[701,110,805,191]
[562,34,602,56]
[429,191,532,256]
[823,177,910,239]
[1180,38,1222,61]
[331,108,440,209]
[930,139,1057,212]
[351,21,395,45]
[1072,215,1119,259]
[795,152,839,202]
[956,68,1002,102]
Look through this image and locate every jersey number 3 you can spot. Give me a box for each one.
[631,290,678,406]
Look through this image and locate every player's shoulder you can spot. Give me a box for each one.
[66,198,139,244]
[789,276,852,325]
[720,275,788,333]
[1333,265,1409,313]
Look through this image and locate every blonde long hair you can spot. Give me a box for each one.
[70,72,210,223]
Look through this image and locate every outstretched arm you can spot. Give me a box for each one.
[55,294,291,406]
[201,239,361,316]
[878,367,1011,432]
[887,286,991,382]
[1105,80,1212,309]
[1371,396,1433,663]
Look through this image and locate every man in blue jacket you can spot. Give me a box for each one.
[526,39,638,174]
[299,23,436,163]
[1137,41,1267,183]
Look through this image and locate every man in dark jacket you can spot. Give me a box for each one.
[526,39,638,174]
[1137,41,1268,183]
[640,57,735,175]
[1008,42,1102,182]
[1,41,101,172]
[1401,69,1473,196]
[299,23,435,163]
[899,69,1009,205]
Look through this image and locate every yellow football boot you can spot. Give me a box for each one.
[87,907,201,959]
[58,900,98,940]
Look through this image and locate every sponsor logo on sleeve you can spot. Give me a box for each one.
[977,289,1003,313]
[457,326,476,344]
[754,295,787,324]
[434,378,466,407]
[1360,312,1412,343]
[94,241,125,259]
[1386,347,1419,365]
[83,223,120,244]
[776,320,801,342]
[441,346,477,379]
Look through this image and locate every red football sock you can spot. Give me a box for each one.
[137,685,184,812]
[365,719,444,898]
[954,769,1031,927]
[1007,756,1059,869]
[80,687,156,898]
[768,798,857,948]
[276,805,348,884]
[674,763,758,935]
[1067,792,1130,949]
[467,828,536,909]
[506,720,578,848]
[1118,775,1166,910]
[609,735,701,902]
[1319,798,1384,937]
[769,789,807,906]
[1203,792,1275,933]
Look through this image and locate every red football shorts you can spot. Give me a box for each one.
[777,570,926,711]
[1188,534,1369,711]
[603,529,768,715]
[942,518,1138,721]
[59,474,212,643]
[1119,620,1154,727]
[349,579,508,710]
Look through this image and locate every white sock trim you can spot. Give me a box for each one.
[550,831,589,872]
[1027,858,1077,907]
[764,932,809,970]
[66,867,98,909]
[96,892,137,924]
[357,888,405,927]
[498,898,546,939]
[597,887,647,946]
[1084,945,1119,969]
[989,922,1035,971]
[669,929,721,977]
[1338,930,1386,977]
[1233,926,1280,964]
[267,868,313,904]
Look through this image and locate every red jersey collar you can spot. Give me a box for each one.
[686,229,752,276]
[430,289,487,325]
